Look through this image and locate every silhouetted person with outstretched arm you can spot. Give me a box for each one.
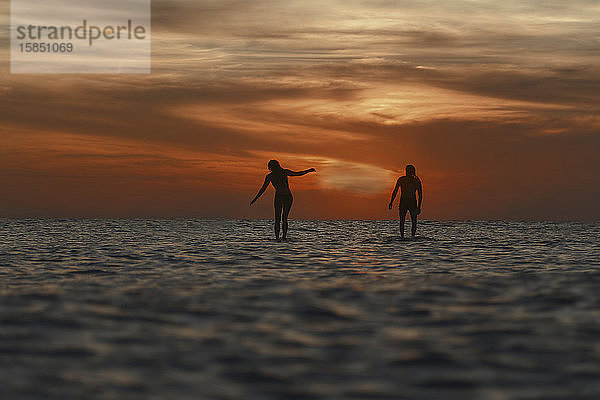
[250,160,316,241]
[389,164,422,239]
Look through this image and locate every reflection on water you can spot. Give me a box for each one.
[1,219,600,399]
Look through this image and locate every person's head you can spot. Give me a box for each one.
[405,164,416,176]
[268,159,282,171]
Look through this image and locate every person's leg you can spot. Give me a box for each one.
[281,196,293,240]
[409,208,418,237]
[398,207,408,239]
[274,197,283,240]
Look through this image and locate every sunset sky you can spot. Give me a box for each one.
[2,0,600,219]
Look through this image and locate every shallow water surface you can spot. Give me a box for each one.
[1,219,600,399]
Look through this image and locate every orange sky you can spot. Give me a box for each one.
[1,0,600,220]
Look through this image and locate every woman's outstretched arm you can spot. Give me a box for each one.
[286,168,316,177]
[250,175,271,205]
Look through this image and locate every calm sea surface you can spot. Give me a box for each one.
[1,219,600,399]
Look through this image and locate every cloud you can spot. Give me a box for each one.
[317,160,395,195]
[2,0,600,218]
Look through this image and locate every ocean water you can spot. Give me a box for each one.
[1,219,600,399]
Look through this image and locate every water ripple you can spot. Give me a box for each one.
[1,219,599,399]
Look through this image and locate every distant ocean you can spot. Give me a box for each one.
[1,219,600,399]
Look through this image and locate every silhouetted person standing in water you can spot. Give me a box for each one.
[389,164,422,239]
[250,160,316,241]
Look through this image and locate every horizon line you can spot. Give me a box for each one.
[1,217,598,223]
